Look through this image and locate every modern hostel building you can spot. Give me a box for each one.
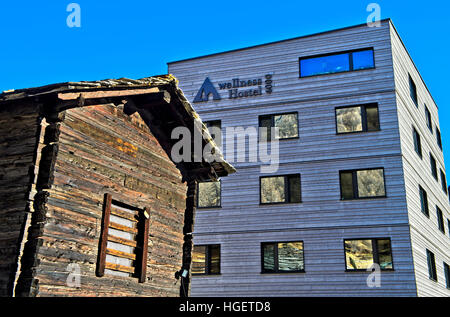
[168,19,450,296]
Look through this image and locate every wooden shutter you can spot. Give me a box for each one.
[96,194,150,282]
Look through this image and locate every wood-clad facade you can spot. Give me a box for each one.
[168,19,450,296]
[0,76,235,297]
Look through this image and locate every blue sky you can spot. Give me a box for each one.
[0,1,449,161]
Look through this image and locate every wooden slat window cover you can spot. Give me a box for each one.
[96,193,150,283]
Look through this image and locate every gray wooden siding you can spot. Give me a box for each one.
[169,20,422,296]
[192,226,416,296]
[390,21,450,297]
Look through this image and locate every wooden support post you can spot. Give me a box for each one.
[179,180,198,297]
[96,193,112,277]
[138,207,150,283]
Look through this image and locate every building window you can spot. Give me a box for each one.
[448,219,450,239]
[437,206,445,234]
[299,48,374,77]
[344,238,393,271]
[198,180,221,208]
[425,105,432,132]
[409,75,418,107]
[96,194,150,283]
[430,153,438,180]
[440,169,448,194]
[205,120,222,149]
[339,168,386,200]
[412,127,422,158]
[335,104,380,134]
[426,249,438,281]
[444,262,450,289]
[436,127,443,150]
[419,185,429,217]
[261,241,305,273]
[259,112,298,141]
[192,245,220,275]
[260,174,301,204]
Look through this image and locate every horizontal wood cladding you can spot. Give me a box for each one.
[191,225,416,297]
[168,22,394,114]
[193,155,409,234]
[21,104,188,297]
[390,23,450,296]
[168,20,425,296]
[0,104,41,296]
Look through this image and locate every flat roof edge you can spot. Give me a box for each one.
[387,20,439,109]
[167,18,392,65]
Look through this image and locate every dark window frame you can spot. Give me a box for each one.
[430,153,438,180]
[448,219,450,239]
[197,179,222,209]
[440,169,448,195]
[412,126,422,158]
[299,47,375,78]
[409,74,418,107]
[444,262,450,289]
[204,120,222,148]
[343,238,395,272]
[436,126,443,151]
[424,105,433,133]
[191,244,221,276]
[419,185,429,217]
[426,249,438,282]
[261,241,305,274]
[335,103,380,135]
[259,174,302,205]
[339,168,387,200]
[258,112,299,142]
[437,206,445,234]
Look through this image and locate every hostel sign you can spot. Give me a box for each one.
[193,74,273,103]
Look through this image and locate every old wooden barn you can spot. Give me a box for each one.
[0,75,235,297]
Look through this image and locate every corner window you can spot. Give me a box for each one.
[437,206,445,234]
[425,105,432,132]
[299,48,374,77]
[344,238,393,271]
[412,127,422,158]
[340,168,386,200]
[409,75,418,107]
[192,244,220,275]
[440,169,448,194]
[259,112,298,141]
[335,104,379,134]
[426,249,438,281]
[261,241,305,273]
[260,174,301,204]
[436,127,443,150]
[198,180,221,208]
[430,153,438,180]
[96,194,150,283]
[205,120,222,149]
[419,185,429,217]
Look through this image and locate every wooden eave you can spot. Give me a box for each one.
[0,76,236,182]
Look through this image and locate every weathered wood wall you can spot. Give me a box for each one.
[0,103,41,296]
[14,103,188,296]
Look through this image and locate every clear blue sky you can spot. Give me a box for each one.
[1,1,449,161]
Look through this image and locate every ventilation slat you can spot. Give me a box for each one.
[109,221,138,234]
[105,262,135,274]
[106,248,137,260]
